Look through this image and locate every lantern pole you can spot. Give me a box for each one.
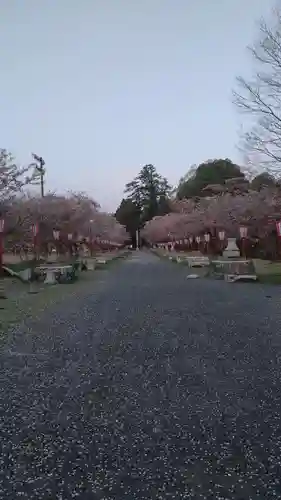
[239,226,248,259]
[31,223,39,261]
[0,218,5,275]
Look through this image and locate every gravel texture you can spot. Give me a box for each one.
[1,251,281,499]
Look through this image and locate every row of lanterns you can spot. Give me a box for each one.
[0,219,122,247]
[156,226,249,248]
[157,232,224,248]
[0,218,122,272]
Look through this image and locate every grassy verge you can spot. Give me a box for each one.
[0,271,97,336]
[0,251,131,336]
[253,259,281,284]
[257,274,281,284]
[151,249,171,260]
[3,259,45,273]
[153,252,281,284]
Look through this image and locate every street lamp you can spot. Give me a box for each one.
[32,153,46,198]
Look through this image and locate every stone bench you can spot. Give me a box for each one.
[225,274,258,283]
[186,256,210,268]
[209,259,257,281]
[169,255,209,267]
[97,259,106,265]
[35,265,75,284]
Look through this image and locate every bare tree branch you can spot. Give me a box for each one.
[233,9,281,176]
[0,149,41,211]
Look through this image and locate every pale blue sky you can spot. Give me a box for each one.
[0,0,275,211]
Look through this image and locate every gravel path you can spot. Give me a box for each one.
[1,251,281,499]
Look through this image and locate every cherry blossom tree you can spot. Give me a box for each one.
[3,192,127,253]
[0,149,38,209]
[142,187,281,251]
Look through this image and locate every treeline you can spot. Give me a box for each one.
[115,159,277,238]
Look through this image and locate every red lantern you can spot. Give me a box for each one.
[276,221,281,237]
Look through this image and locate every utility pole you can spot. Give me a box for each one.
[32,153,45,197]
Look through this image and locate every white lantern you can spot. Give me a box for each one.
[239,226,248,238]
[53,230,60,240]
[31,223,39,236]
